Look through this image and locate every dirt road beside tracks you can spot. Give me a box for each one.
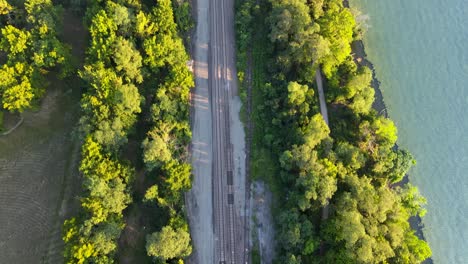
[186,0,214,263]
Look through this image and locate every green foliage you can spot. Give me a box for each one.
[0,63,37,111]
[334,66,375,114]
[63,138,132,263]
[141,129,172,170]
[268,0,329,76]
[303,114,330,148]
[143,185,159,203]
[323,174,431,263]
[309,0,324,19]
[0,25,30,55]
[112,37,143,83]
[287,81,314,115]
[146,226,192,261]
[87,9,117,62]
[79,63,142,150]
[62,0,194,262]
[0,0,71,112]
[318,0,355,77]
[135,0,194,260]
[389,149,416,183]
[0,0,12,14]
[172,0,193,34]
[277,208,317,253]
[398,184,427,217]
[358,117,398,154]
[62,0,153,262]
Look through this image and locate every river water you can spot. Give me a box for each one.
[350,0,468,262]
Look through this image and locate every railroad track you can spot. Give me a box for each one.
[209,0,246,263]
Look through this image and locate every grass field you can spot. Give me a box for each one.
[0,10,85,263]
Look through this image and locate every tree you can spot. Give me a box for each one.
[388,149,416,183]
[334,66,375,114]
[25,0,62,26]
[324,173,430,263]
[163,160,192,193]
[0,0,72,113]
[268,0,328,72]
[309,0,324,19]
[106,1,133,33]
[318,0,356,77]
[135,10,156,37]
[146,226,192,260]
[142,131,172,170]
[335,141,366,170]
[398,184,427,217]
[173,0,194,33]
[0,63,38,112]
[2,75,34,111]
[151,0,177,35]
[79,63,141,149]
[90,220,123,256]
[143,34,187,70]
[0,0,12,15]
[269,0,312,45]
[303,114,330,148]
[394,231,432,263]
[143,185,159,203]
[112,37,143,83]
[349,85,374,114]
[288,81,312,110]
[88,10,117,62]
[359,117,398,154]
[0,25,30,55]
[281,145,337,208]
[25,0,72,73]
[277,208,319,256]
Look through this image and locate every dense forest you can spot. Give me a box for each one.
[59,0,194,263]
[235,0,432,263]
[0,0,196,263]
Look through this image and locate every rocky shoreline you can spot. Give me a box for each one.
[346,3,432,262]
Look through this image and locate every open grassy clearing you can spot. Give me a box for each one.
[0,9,85,263]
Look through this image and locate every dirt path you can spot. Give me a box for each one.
[186,0,215,262]
[251,181,275,264]
[0,115,24,136]
[316,69,329,125]
[315,69,331,221]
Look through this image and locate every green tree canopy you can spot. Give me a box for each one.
[0,25,30,55]
[146,226,192,261]
[318,0,355,77]
[112,37,143,83]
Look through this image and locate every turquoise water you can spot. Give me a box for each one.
[350,0,468,262]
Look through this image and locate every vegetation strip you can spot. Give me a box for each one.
[62,0,194,263]
[235,0,431,263]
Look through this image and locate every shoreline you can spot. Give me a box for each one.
[344,19,434,264]
[345,2,432,263]
[352,39,433,264]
